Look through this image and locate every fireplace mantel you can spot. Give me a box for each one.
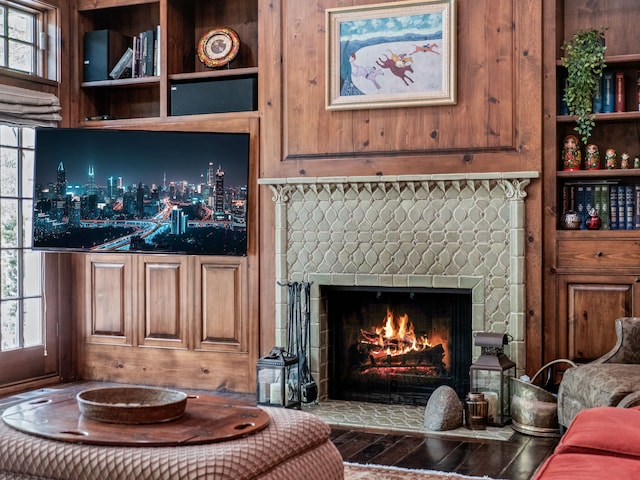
[259,172,539,399]
[258,171,538,191]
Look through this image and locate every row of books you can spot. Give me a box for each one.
[562,182,640,230]
[109,26,160,80]
[560,70,640,114]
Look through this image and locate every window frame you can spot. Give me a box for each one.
[0,0,58,83]
[0,123,57,386]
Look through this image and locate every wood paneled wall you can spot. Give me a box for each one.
[258,0,545,374]
[50,0,545,392]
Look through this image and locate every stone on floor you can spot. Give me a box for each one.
[423,385,463,431]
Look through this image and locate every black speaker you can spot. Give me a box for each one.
[170,77,257,116]
[83,30,130,82]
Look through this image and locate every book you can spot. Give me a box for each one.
[109,47,133,79]
[594,184,602,216]
[635,185,640,230]
[140,31,148,76]
[584,184,595,227]
[637,71,640,111]
[603,71,615,113]
[600,184,610,229]
[132,35,141,78]
[562,184,575,214]
[625,185,635,229]
[576,185,586,229]
[559,76,569,115]
[154,25,161,76]
[615,72,625,112]
[592,75,603,113]
[610,185,619,230]
[618,185,626,229]
[141,29,155,77]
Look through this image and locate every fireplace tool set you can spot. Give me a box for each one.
[256,281,317,408]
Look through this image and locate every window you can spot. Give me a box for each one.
[0,124,42,351]
[0,0,58,388]
[0,1,52,78]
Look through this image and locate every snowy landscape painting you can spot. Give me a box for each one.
[326,0,456,110]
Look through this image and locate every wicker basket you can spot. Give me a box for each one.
[510,359,576,437]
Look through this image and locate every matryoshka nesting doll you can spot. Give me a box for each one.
[585,143,600,169]
[562,134,581,171]
[620,152,631,169]
[605,148,617,169]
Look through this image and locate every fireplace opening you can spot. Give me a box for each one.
[326,286,472,406]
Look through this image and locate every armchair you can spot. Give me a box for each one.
[557,317,640,428]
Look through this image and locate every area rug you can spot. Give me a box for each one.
[343,462,499,480]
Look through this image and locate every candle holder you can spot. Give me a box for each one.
[256,347,301,409]
[469,332,516,426]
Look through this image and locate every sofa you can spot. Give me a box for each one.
[532,406,640,479]
[557,316,640,428]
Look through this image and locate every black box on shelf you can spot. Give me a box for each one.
[170,77,257,116]
[83,30,131,82]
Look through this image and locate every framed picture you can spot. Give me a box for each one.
[326,0,457,111]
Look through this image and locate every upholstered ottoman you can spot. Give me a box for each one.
[557,364,640,427]
[532,407,640,479]
[533,452,640,479]
[0,396,344,480]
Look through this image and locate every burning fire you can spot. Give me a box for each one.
[361,309,432,359]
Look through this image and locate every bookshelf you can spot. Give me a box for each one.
[75,0,259,124]
[544,0,640,365]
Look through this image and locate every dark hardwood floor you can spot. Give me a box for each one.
[330,426,559,480]
[0,382,558,479]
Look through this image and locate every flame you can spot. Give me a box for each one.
[363,309,432,358]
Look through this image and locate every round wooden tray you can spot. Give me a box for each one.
[76,386,188,424]
[2,389,270,446]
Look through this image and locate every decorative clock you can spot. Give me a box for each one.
[197,27,240,68]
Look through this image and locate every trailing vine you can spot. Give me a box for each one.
[561,28,607,145]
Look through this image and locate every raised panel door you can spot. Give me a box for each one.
[138,256,190,349]
[86,256,134,345]
[558,274,640,362]
[194,257,247,353]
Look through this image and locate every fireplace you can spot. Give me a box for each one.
[327,286,472,405]
[259,172,538,403]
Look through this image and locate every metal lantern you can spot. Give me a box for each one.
[256,347,301,409]
[469,332,516,426]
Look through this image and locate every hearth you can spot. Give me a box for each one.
[326,286,472,405]
[259,172,538,401]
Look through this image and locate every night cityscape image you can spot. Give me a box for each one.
[32,128,249,255]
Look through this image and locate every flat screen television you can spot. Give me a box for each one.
[32,127,250,255]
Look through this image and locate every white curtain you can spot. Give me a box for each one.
[0,83,61,127]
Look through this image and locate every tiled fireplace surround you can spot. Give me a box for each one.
[259,172,538,401]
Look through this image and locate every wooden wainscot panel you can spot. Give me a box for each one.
[559,274,638,362]
[558,239,640,270]
[194,257,247,353]
[86,256,133,346]
[82,346,253,392]
[138,256,190,349]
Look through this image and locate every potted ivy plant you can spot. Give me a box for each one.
[561,27,607,145]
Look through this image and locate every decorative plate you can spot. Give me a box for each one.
[197,27,240,68]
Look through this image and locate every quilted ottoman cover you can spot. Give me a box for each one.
[0,405,344,480]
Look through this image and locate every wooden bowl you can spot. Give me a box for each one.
[77,386,188,424]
